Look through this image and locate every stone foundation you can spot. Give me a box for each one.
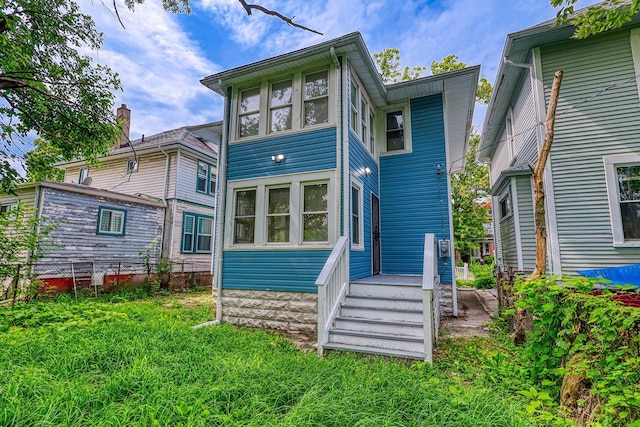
[221,289,318,335]
[440,284,455,316]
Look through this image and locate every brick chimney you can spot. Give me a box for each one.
[116,103,131,148]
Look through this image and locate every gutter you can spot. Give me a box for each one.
[213,82,231,322]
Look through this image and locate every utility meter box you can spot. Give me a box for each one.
[438,239,451,258]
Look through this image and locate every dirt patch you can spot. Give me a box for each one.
[161,291,215,309]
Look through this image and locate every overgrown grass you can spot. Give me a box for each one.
[0,292,540,426]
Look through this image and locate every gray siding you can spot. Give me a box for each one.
[499,216,518,269]
[515,175,536,271]
[541,29,640,273]
[175,151,216,206]
[39,188,163,262]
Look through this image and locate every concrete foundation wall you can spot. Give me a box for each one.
[221,289,317,334]
[440,284,454,316]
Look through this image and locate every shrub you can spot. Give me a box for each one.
[474,275,496,289]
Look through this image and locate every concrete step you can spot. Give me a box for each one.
[344,295,422,311]
[334,316,423,337]
[322,342,425,360]
[349,282,422,299]
[328,329,424,354]
[340,304,423,323]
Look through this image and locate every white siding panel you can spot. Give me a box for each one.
[541,29,640,273]
[175,152,216,206]
[490,128,511,186]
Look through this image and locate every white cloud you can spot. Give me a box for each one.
[78,0,222,138]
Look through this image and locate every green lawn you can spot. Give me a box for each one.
[0,292,540,426]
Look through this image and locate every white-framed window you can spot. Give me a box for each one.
[238,87,261,138]
[233,189,257,244]
[303,69,329,127]
[182,212,214,253]
[350,80,359,133]
[126,158,138,173]
[498,189,512,222]
[351,177,364,250]
[270,79,293,133]
[197,161,216,195]
[604,154,640,246]
[349,69,375,153]
[233,67,333,141]
[97,207,126,236]
[267,186,291,243]
[381,104,412,154]
[78,167,89,184]
[225,171,335,249]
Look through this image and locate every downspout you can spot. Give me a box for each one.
[170,150,182,260]
[158,145,170,259]
[214,81,230,322]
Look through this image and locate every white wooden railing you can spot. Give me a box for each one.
[422,233,441,364]
[455,263,469,281]
[315,236,349,355]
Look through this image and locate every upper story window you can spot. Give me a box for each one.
[304,70,329,127]
[197,161,216,196]
[349,70,375,154]
[97,206,126,236]
[270,79,293,132]
[386,110,405,151]
[604,155,640,246]
[126,158,138,173]
[350,81,359,133]
[234,67,333,141]
[239,88,260,138]
[78,167,89,184]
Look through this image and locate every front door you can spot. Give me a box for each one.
[372,194,381,275]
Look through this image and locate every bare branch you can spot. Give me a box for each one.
[237,0,323,35]
[111,0,126,29]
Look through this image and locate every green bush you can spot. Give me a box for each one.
[514,276,640,426]
[473,275,496,289]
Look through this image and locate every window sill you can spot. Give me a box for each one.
[351,245,365,252]
[613,240,640,248]
[224,243,334,251]
[379,148,413,156]
[230,123,335,144]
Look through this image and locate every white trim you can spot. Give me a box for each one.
[442,93,458,315]
[224,169,336,250]
[348,66,376,155]
[532,46,562,274]
[629,28,640,108]
[511,179,524,271]
[603,154,640,247]
[350,175,364,251]
[379,103,413,156]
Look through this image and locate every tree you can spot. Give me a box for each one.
[24,140,65,183]
[553,0,640,39]
[373,48,427,84]
[450,135,490,262]
[1,0,122,192]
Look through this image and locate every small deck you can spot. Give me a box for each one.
[351,274,422,286]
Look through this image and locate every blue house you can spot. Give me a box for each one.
[202,32,478,360]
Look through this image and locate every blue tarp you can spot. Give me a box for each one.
[577,264,640,289]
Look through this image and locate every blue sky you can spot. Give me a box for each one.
[79,0,600,140]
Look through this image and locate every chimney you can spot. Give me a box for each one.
[116,103,131,148]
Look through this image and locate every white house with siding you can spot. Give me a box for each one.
[56,108,221,269]
[479,7,640,276]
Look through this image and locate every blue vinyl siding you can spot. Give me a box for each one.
[378,94,453,283]
[227,127,337,181]
[348,131,379,279]
[221,250,331,292]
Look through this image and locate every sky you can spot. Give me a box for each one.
[76,0,600,140]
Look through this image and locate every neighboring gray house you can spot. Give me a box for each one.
[479,8,640,275]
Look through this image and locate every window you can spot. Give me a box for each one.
[97,207,126,236]
[126,158,138,173]
[78,167,89,184]
[351,178,364,249]
[386,110,405,151]
[270,79,293,132]
[234,189,256,244]
[361,99,369,147]
[0,202,17,214]
[303,183,328,242]
[604,155,640,246]
[369,111,375,152]
[226,172,334,248]
[239,88,260,138]
[350,81,359,133]
[304,70,329,127]
[197,161,216,195]
[267,187,290,243]
[499,190,512,221]
[182,213,214,253]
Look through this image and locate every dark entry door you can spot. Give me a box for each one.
[372,194,381,275]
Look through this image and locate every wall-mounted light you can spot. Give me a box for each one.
[364,167,371,175]
[271,154,285,163]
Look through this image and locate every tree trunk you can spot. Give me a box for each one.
[531,70,564,280]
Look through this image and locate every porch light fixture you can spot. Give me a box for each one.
[271,154,285,163]
[364,167,371,175]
